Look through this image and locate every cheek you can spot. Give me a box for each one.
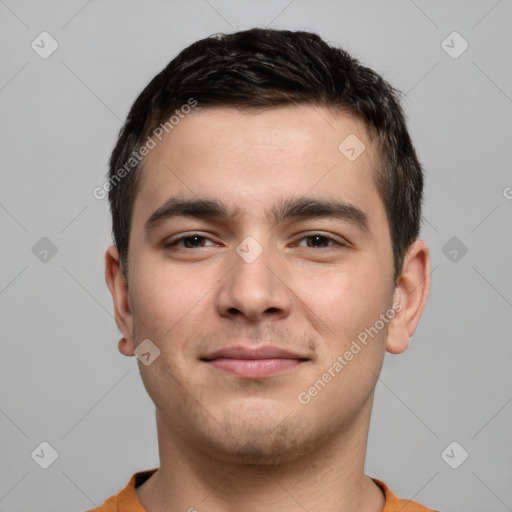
[294,261,389,339]
[128,257,213,340]
[296,267,389,417]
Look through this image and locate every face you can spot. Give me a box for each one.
[109,104,412,465]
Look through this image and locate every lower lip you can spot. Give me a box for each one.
[207,358,304,378]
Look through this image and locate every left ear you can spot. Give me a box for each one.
[386,240,430,354]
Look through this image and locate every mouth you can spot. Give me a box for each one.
[201,345,309,378]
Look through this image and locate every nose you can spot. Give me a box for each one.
[215,239,292,323]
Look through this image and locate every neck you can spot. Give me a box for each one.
[136,398,385,512]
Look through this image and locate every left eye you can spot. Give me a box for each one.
[295,234,342,249]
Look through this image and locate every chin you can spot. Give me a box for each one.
[204,414,320,466]
[232,438,310,466]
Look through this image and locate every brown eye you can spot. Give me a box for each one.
[296,234,343,249]
[164,234,215,250]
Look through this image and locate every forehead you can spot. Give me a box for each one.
[133,104,385,229]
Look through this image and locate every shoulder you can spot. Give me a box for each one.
[371,478,440,512]
[84,468,158,512]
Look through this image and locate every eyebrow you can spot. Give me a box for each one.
[144,196,369,233]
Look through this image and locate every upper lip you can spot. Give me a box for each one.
[202,345,308,361]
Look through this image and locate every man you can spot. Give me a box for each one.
[93,27,436,511]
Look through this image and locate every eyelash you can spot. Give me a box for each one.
[164,233,345,250]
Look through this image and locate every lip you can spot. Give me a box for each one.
[203,345,306,360]
[202,345,309,378]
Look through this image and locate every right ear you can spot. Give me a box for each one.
[385,240,430,355]
[105,245,135,357]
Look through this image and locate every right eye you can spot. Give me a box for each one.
[163,233,218,250]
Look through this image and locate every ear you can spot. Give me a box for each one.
[386,240,430,355]
[105,245,135,357]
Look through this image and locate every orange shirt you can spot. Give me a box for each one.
[86,468,438,512]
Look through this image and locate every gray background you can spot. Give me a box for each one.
[1,0,511,510]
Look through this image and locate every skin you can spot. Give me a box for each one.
[105,104,430,512]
